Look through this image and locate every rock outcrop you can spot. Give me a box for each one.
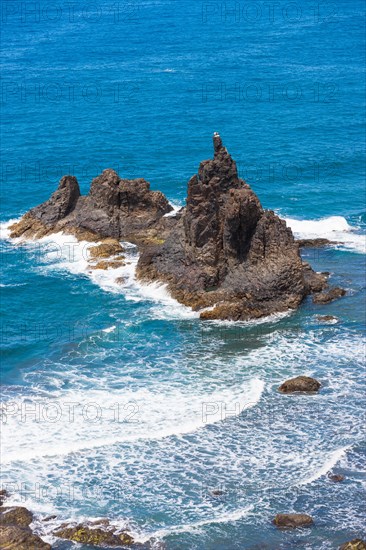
[0,525,51,550]
[278,376,321,393]
[0,506,51,549]
[273,513,314,528]
[296,238,337,248]
[9,133,343,320]
[137,134,328,320]
[339,540,366,550]
[313,287,346,304]
[10,171,172,243]
[53,520,134,547]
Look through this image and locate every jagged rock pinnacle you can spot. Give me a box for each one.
[213,132,223,153]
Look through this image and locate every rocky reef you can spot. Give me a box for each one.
[0,503,51,549]
[10,133,345,320]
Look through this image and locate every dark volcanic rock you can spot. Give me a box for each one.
[0,506,33,527]
[137,134,327,320]
[278,376,321,394]
[9,133,340,321]
[32,175,81,225]
[54,521,134,546]
[0,525,51,550]
[0,489,8,506]
[339,540,366,550]
[328,473,345,482]
[273,513,314,528]
[296,238,337,248]
[317,315,339,323]
[0,506,51,549]
[10,170,172,242]
[313,286,346,304]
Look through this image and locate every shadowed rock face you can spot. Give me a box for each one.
[9,134,338,320]
[10,170,172,242]
[137,135,327,320]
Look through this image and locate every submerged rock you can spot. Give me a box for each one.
[54,521,134,547]
[313,287,346,304]
[339,540,366,550]
[273,513,314,528]
[317,314,339,323]
[328,473,345,482]
[211,489,225,497]
[278,376,321,393]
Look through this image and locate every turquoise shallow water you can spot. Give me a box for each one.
[0,0,365,548]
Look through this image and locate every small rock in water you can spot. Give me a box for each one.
[328,473,345,482]
[88,239,124,259]
[317,315,339,323]
[0,490,9,506]
[42,515,57,521]
[278,376,321,394]
[296,238,335,247]
[313,287,346,304]
[273,513,314,528]
[339,540,366,550]
[211,489,225,497]
[115,276,128,285]
[89,259,125,270]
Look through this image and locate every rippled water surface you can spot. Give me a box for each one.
[1,0,365,548]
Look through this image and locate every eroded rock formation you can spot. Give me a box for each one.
[9,133,344,320]
[10,171,173,243]
[137,134,329,319]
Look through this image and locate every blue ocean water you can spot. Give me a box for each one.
[0,0,365,548]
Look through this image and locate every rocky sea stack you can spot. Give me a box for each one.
[10,133,341,321]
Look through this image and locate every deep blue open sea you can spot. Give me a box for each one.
[0,0,365,548]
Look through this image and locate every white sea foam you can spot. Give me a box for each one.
[285,215,366,254]
[0,378,264,463]
[0,217,21,239]
[102,325,116,333]
[297,446,350,486]
[0,222,197,319]
[133,505,254,542]
[164,201,183,217]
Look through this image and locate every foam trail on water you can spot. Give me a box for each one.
[285,215,366,254]
[297,446,350,486]
[133,505,255,542]
[1,379,264,463]
[0,223,197,319]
